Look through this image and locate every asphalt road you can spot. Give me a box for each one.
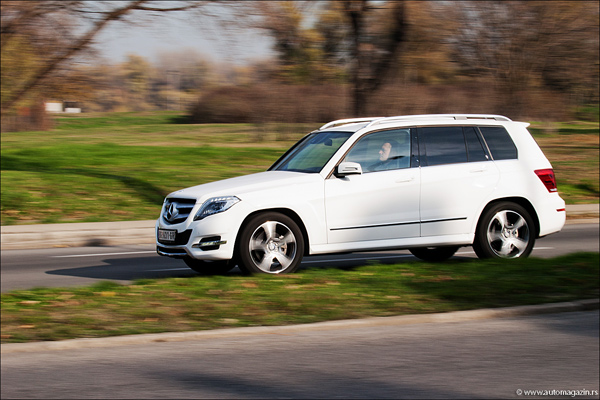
[1,223,598,292]
[2,310,598,399]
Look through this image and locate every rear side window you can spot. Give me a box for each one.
[464,126,488,162]
[479,126,517,160]
[420,127,467,166]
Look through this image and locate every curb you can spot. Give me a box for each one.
[1,205,598,251]
[2,299,598,354]
[0,220,156,250]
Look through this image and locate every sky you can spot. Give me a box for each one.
[96,12,274,65]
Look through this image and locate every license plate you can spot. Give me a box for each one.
[158,229,177,242]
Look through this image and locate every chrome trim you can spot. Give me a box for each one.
[320,117,383,131]
[330,220,420,231]
[329,217,467,231]
[162,198,196,225]
[365,114,511,129]
[156,247,189,258]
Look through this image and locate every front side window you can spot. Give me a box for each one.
[343,129,411,173]
[270,131,352,173]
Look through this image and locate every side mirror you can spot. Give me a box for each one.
[336,162,363,177]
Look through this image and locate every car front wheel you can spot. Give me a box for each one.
[473,202,535,259]
[237,212,304,274]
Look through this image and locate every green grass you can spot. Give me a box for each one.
[574,104,600,122]
[1,253,598,343]
[1,112,598,225]
[1,112,313,225]
[529,121,599,204]
[1,143,283,224]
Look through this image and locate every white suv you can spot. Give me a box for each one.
[156,114,566,274]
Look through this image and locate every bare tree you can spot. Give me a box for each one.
[243,0,406,116]
[0,1,216,116]
[240,2,341,84]
[445,1,599,115]
[343,0,406,116]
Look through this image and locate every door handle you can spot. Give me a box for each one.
[395,176,415,183]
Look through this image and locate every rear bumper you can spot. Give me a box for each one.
[537,196,566,237]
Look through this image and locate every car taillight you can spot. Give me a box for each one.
[535,169,557,192]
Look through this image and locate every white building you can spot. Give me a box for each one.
[45,101,82,113]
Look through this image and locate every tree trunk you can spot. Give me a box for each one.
[343,0,405,117]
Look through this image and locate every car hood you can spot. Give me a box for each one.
[167,171,321,201]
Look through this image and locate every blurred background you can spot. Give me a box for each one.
[1,0,599,131]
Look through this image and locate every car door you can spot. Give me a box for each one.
[324,129,421,244]
[418,126,500,236]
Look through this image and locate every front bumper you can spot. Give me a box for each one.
[155,210,242,261]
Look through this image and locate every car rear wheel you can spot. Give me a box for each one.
[473,202,535,259]
[183,257,235,275]
[237,212,304,274]
[409,246,459,262]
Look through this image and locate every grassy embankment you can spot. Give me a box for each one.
[1,112,598,226]
[2,253,598,343]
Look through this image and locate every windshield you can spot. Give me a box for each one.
[270,131,353,173]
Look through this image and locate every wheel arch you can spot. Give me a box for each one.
[477,197,540,238]
[234,208,311,257]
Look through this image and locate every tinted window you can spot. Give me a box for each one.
[479,126,517,160]
[464,126,488,162]
[344,129,411,172]
[421,127,467,166]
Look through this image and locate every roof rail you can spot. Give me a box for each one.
[365,114,511,128]
[319,117,383,131]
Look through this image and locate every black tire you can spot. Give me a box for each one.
[473,202,536,259]
[183,257,235,275]
[409,246,459,262]
[237,212,304,274]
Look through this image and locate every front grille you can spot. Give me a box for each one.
[162,198,196,224]
[157,229,193,245]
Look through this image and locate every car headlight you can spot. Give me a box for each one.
[194,196,240,221]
